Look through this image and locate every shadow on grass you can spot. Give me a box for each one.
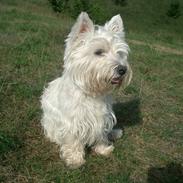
[113,97,142,128]
[147,162,183,183]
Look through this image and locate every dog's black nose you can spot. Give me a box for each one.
[117,65,127,76]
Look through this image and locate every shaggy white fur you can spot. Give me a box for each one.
[41,12,132,168]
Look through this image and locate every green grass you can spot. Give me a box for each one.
[0,0,183,182]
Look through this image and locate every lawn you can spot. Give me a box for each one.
[0,0,183,182]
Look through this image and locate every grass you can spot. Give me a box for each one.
[0,0,183,182]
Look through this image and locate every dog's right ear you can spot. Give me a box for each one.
[105,14,124,35]
[65,12,94,46]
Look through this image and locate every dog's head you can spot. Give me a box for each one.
[64,12,132,96]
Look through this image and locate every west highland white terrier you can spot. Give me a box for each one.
[41,12,132,168]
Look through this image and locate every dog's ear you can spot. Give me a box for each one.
[66,12,94,44]
[105,14,124,34]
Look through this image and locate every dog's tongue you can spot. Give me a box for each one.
[111,78,122,85]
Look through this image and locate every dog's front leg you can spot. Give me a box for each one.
[60,137,85,169]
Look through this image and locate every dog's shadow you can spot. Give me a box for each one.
[113,97,141,129]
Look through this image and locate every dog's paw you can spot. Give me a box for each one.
[60,149,85,169]
[108,129,123,141]
[65,156,86,169]
[93,144,114,157]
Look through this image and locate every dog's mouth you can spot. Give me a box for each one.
[111,77,123,85]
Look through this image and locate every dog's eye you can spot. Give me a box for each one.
[94,49,104,56]
[117,51,123,57]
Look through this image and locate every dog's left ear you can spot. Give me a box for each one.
[105,14,124,34]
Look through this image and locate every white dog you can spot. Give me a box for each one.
[41,12,132,168]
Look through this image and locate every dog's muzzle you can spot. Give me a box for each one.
[111,65,127,85]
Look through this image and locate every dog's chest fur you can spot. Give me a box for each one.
[41,77,116,145]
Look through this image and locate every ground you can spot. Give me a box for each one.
[0,0,183,182]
